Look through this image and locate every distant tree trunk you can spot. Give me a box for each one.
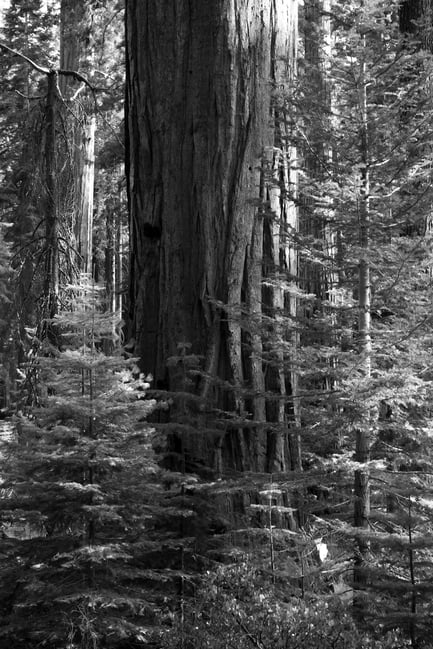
[296,0,335,469]
[353,35,371,600]
[104,182,125,349]
[60,0,95,276]
[126,0,298,471]
[77,116,96,275]
[105,205,116,314]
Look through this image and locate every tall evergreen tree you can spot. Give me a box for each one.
[283,0,433,639]
[0,277,158,647]
[0,0,58,401]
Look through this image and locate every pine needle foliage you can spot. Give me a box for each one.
[163,561,408,649]
[279,0,433,641]
[0,275,161,648]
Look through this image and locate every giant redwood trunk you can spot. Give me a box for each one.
[126,1,298,472]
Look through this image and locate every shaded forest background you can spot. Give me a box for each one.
[1,0,433,647]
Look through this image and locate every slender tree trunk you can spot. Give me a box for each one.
[103,180,126,350]
[44,71,59,320]
[105,205,115,309]
[126,0,299,471]
[77,116,96,275]
[353,36,371,599]
[294,0,335,469]
[263,133,299,473]
[407,497,418,648]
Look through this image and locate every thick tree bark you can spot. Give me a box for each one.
[126,0,298,471]
[59,0,88,90]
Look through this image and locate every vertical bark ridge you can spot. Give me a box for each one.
[126,0,298,470]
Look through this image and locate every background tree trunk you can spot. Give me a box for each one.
[126,0,298,471]
[353,35,372,604]
[60,0,95,276]
[43,71,59,320]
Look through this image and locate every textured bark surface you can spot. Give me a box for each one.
[60,0,95,275]
[400,0,433,49]
[126,0,298,471]
[60,0,88,88]
[77,117,96,274]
